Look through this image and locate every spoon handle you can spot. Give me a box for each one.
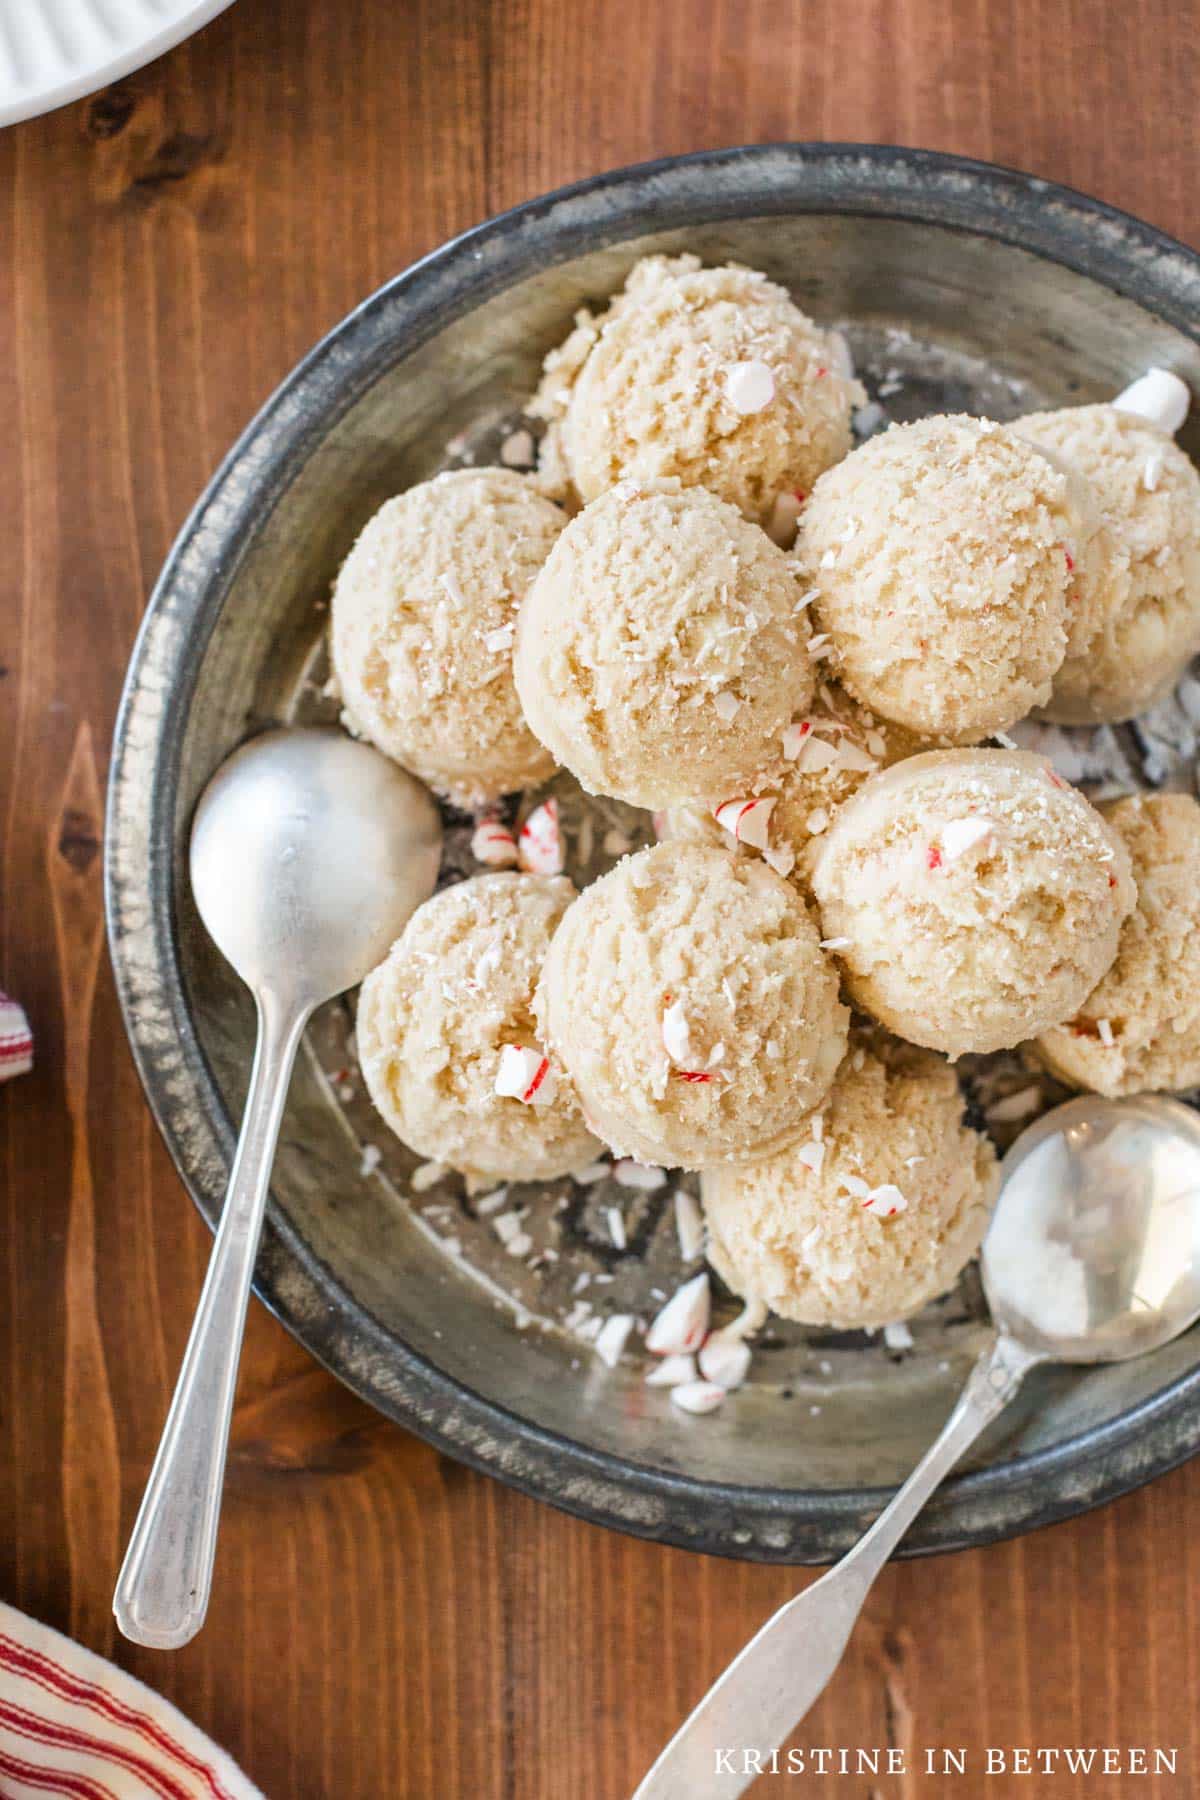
[632,1332,1040,1800]
[114,992,308,1649]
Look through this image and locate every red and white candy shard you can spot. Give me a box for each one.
[724,359,776,415]
[594,1313,635,1368]
[471,818,519,866]
[781,719,812,759]
[1113,367,1191,435]
[673,1189,706,1261]
[661,997,692,1064]
[518,798,564,874]
[795,1137,826,1176]
[0,993,33,1083]
[698,1335,752,1392]
[861,1182,908,1217]
[612,1159,669,1191]
[939,816,998,862]
[670,1379,726,1415]
[494,1044,558,1107]
[645,1352,698,1388]
[713,796,775,852]
[646,1272,711,1355]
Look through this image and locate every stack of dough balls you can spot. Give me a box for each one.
[339,248,1200,1339]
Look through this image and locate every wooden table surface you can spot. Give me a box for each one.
[3,2,1200,1794]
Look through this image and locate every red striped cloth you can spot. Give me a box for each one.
[0,1604,263,1800]
[0,995,32,1083]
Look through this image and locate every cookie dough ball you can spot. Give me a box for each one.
[1037,793,1200,1095]
[801,415,1080,739]
[535,842,848,1170]
[530,254,862,526]
[358,873,599,1182]
[1018,405,1200,722]
[810,749,1136,1058]
[702,1031,998,1327]
[514,480,815,809]
[331,468,564,806]
[662,682,930,887]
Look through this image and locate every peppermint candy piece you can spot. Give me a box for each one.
[518,798,564,875]
[494,1044,558,1107]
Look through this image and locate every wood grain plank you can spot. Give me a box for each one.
[3,0,1200,1795]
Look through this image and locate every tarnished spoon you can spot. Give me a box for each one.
[114,727,442,1649]
[635,1094,1200,1798]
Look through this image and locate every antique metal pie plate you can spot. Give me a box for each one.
[106,145,1200,1561]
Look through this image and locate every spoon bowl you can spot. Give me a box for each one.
[190,726,443,1007]
[985,1094,1200,1365]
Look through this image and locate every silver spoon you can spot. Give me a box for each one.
[634,1093,1200,1799]
[114,727,442,1649]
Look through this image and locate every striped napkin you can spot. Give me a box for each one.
[0,1602,262,1799]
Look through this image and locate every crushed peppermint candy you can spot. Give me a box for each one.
[645,1353,698,1387]
[0,993,33,1082]
[795,1138,826,1176]
[939,815,998,862]
[985,1085,1043,1124]
[483,622,515,654]
[673,1189,706,1261]
[820,936,852,950]
[766,490,805,545]
[661,997,693,1064]
[474,1186,510,1216]
[794,732,839,773]
[594,1313,635,1368]
[612,1159,668,1191]
[499,427,536,468]
[698,1336,752,1391]
[573,1160,611,1185]
[670,1380,726,1415]
[494,1044,558,1106]
[440,571,467,607]
[359,1144,383,1177]
[410,1159,448,1192]
[713,690,741,723]
[646,1272,711,1355]
[606,1206,627,1250]
[471,818,519,866]
[861,1183,908,1217]
[807,634,834,661]
[883,1321,915,1352]
[763,843,796,877]
[1144,453,1163,491]
[713,795,776,851]
[781,719,813,759]
[806,808,830,835]
[518,798,563,874]
[492,1210,534,1257]
[1097,1017,1115,1046]
[1113,367,1190,435]
[725,359,776,414]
